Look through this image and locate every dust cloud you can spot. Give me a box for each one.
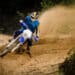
[39,6,75,38]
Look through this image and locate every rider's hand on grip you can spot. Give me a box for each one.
[34,36,39,42]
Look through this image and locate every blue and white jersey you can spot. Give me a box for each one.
[24,16,40,33]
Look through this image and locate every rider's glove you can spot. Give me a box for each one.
[34,36,39,42]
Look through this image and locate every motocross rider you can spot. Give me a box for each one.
[14,11,40,57]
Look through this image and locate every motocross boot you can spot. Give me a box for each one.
[26,45,32,58]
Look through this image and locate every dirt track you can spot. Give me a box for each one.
[0,6,75,75]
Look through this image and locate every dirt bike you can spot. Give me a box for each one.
[0,29,32,57]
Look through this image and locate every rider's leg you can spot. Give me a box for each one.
[26,38,32,57]
[27,38,32,48]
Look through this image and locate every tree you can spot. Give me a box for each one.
[41,0,54,9]
[41,0,75,10]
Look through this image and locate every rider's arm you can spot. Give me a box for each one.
[19,20,28,29]
[34,19,40,37]
[34,26,40,42]
[35,25,40,37]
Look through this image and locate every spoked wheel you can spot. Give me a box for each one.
[0,39,18,57]
[0,43,22,57]
[0,35,22,57]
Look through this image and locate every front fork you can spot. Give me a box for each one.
[11,43,22,52]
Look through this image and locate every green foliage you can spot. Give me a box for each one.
[59,48,75,75]
[41,0,75,10]
[41,0,54,9]
[61,0,75,5]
